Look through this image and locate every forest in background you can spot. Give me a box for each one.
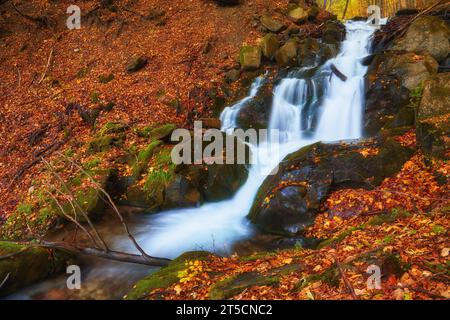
[325,0,441,19]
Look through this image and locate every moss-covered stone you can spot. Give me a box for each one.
[260,15,285,33]
[288,7,308,23]
[209,272,280,300]
[124,251,212,300]
[417,73,450,120]
[275,38,298,66]
[239,45,261,71]
[135,123,176,141]
[0,242,73,296]
[131,140,163,179]
[260,33,279,60]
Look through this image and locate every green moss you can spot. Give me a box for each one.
[317,225,365,249]
[99,73,114,84]
[87,134,124,153]
[368,208,411,226]
[295,266,340,291]
[98,122,128,136]
[89,90,100,103]
[135,124,176,140]
[132,140,163,179]
[0,241,72,296]
[209,272,280,300]
[76,66,89,78]
[239,251,277,262]
[124,251,211,300]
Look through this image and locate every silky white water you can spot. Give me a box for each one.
[128,21,376,259]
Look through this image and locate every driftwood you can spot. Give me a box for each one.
[330,63,347,82]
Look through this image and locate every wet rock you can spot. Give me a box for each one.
[239,45,261,71]
[391,16,450,62]
[260,15,286,33]
[260,33,279,59]
[125,56,148,73]
[248,139,414,235]
[0,242,72,297]
[322,20,346,45]
[235,80,273,130]
[124,251,213,300]
[364,52,438,136]
[275,38,298,66]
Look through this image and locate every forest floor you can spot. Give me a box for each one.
[130,131,450,300]
[0,0,292,220]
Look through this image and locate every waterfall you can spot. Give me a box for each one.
[127,21,376,259]
[220,75,265,133]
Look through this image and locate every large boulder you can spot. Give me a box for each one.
[248,138,414,235]
[391,16,450,62]
[260,33,279,59]
[124,133,250,211]
[364,52,439,136]
[417,73,450,120]
[275,38,298,66]
[239,45,261,71]
[378,52,439,91]
[0,242,72,296]
[321,20,346,45]
[235,80,274,130]
[416,73,450,160]
[260,15,286,33]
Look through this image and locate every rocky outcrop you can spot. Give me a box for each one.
[416,73,450,160]
[124,132,250,211]
[275,38,299,67]
[0,242,73,296]
[364,52,439,136]
[391,16,450,62]
[248,138,414,235]
[260,33,279,60]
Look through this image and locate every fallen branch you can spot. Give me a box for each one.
[0,273,10,289]
[332,253,358,299]
[38,46,54,85]
[9,241,170,267]
[330,63,347,82]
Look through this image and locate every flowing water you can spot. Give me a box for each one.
[9,21,376,299]
[129,20,376,259]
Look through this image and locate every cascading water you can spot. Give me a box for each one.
[220,75,265,133]
[128,21,376,259]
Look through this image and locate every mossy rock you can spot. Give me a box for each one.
[417,73,450,120]
[131,140,163,179]
[275,38,298,66]
[239,45,261,71]
[87,134,125,153]
[124,251,212,300]
[208,272,280,300]
[288,7,308,23]
[260,33,279,60]
[391,16,450,62]
[416,116,450,160]
[135,123,176,141]
[126,56,148,73]
[98,121,129,136]
[260,15,286,33]
[0,242,73,297]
